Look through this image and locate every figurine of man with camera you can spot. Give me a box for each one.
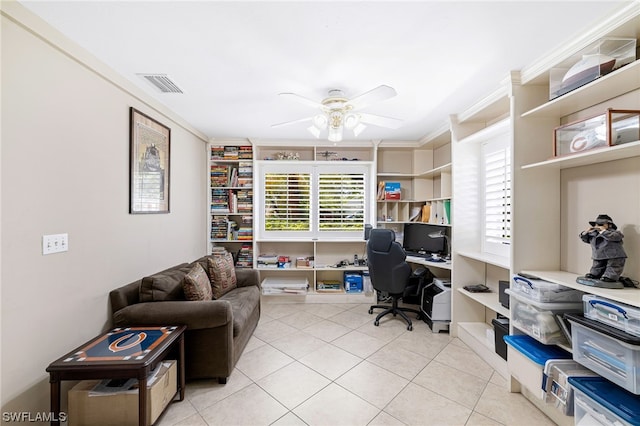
[579,214,627,282]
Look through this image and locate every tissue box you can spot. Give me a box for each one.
[553,109,640,157]
[549,37,636,100]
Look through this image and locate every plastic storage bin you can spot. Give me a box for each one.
[507,289,582,345]
[512,275,584,303]
[566,313,640,395]
[504,335,571,400]
[583,294,640,338]
[542,360,597,416]
[569,376,640,426]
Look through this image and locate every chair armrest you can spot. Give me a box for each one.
[112,300,232,330]
[236,269,260,288]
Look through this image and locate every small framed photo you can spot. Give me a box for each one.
[129,107,170,214]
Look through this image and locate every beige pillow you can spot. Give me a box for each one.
[208,252,237,299]
[182,263,213,301]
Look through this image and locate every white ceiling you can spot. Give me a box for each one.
[19,1,631,144]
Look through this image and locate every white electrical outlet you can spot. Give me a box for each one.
[42,233,69,255]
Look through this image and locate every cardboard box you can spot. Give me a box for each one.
[68,360,177,426]
[344,272,363,293]
[384,182,401,200]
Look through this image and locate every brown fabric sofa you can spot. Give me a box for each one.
[109,255,260,384]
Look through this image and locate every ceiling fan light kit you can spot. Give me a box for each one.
[273,85,403,142]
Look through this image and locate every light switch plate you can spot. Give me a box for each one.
[43,233,68,255]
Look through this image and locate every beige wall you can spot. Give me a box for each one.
[1,3,208,416]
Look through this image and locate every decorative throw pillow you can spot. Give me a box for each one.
[139,264,191,302]
[208,252,237,299]
[182,263,213,301]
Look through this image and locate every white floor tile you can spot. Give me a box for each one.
[235,344,294,381]
[257,361,331,409]
[270,330,328,359]
[331,330,387,358]
[366,343,431,380]
[298,344,362,380]
[159,303,555,426]
[303,319,351,342]
[293,383,379,426]
[199,383,288,426]
[254,319,299,343]
[336,360,409,409]
[412,360,488,409]
[385,382,472,426]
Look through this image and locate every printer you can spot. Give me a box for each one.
[421,278,451,333]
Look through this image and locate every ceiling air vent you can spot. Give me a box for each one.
[138,74,183,93]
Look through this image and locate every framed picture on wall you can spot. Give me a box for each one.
[129,107,171,214]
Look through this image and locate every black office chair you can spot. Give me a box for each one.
[367,228,422,331]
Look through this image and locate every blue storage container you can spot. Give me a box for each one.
[569,376,640,425]
[503,335,571,399]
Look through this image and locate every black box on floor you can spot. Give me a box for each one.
[492,318,509,360]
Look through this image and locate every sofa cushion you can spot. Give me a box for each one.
[208,253,237,299]
[183,263,213,301]
[139,265,191,302]
[219,285,260,337]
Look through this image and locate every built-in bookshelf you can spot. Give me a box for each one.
[209,144,254,267]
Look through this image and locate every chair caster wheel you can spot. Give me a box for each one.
[374,320,379,326]
[368,309,373,314]
[407,324,413,331]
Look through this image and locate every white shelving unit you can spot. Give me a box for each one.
[209,144,254,267]
[450,93,512,376]
[499,4,640,423]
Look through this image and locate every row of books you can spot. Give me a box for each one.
[210,145,253,160]
[235,244,253,268]
[211,189,253,214]
[210,162,253,188]
[211,215,252,240]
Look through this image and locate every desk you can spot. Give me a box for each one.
[406,255,452,270]
[46,325,186,426]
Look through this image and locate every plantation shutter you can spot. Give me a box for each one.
[318,172,366,232]
[483,143,511,253]
[263,172,311,232]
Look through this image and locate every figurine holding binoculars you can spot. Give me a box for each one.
[579,214,627,282]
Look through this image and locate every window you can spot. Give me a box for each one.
[256,162,370,240]
[318,172,365,232]
[482,134,511,256]
[264,172,311,231]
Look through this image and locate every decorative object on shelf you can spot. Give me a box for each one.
[318,150,337,160]
[384,182,401,200]
[549,37,636,100]
[272,151,299,160]
[129,107,170,214]
[577,214,627,288]
[553,109,640,157]
[272,85,402,142]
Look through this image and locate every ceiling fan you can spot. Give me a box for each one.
[272,85,403,142]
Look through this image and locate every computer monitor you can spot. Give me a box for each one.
[402,223,447,256]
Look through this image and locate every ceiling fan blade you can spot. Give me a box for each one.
[279,92,323,109]
[358,112,403,129]
[347,85,397,111]
[271,116,313,128]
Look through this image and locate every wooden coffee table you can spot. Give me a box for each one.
[46,325,186,426]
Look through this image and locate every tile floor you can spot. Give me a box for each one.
[156,302,555,426]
